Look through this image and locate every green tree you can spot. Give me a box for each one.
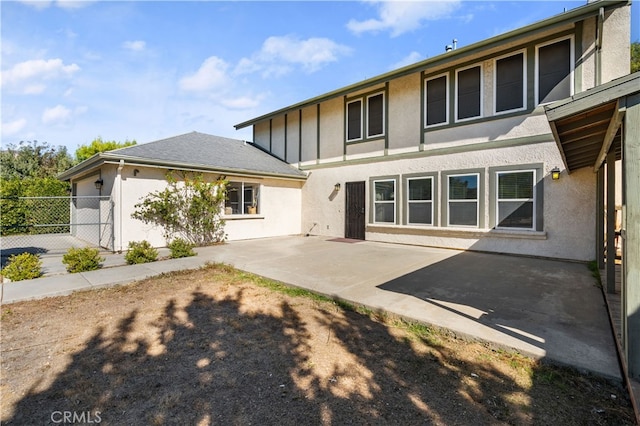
[631,41,639,74]
[131,172,227,246]
[75,137,136,163]
[0,140,73,180]
[0,177,71,236]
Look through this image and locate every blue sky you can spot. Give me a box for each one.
[2,0,638,153]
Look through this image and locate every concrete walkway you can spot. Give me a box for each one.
[1,235,622,381]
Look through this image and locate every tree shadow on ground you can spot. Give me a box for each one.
[4,282,633,425]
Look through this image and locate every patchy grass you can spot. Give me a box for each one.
[1,263,634,425]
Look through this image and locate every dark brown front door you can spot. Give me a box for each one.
[345,181,366,240]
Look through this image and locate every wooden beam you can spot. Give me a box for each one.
[594,100,625,172]
[606,150,616,294]
[623,92,640,379]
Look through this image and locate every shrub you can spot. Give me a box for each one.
[131,172,227,246]
[62,247,104,273]
[125,240,158,264]
[1,252,42,281]
[168,238,196,259]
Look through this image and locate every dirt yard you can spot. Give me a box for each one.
[1,264,635,425]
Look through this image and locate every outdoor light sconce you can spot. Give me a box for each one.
[334,183,341,192]
[94,178,104,190]
[551,167,561,181]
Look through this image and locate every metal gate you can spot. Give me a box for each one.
[0,196,114,258]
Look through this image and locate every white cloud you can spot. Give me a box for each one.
[19,0,94,9]
[347,0,462,37]
[122,40,146,52]
[179,56,230,92]
[1,58,80,93]
[42,104,72,125]
[55,0,95,9]
[220,94,265,110]
[2,118,28,136]
[236,35,352,76]
[390,51,424,70]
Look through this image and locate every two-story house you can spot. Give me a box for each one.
[235,0,631,263]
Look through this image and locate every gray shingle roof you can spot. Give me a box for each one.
[62,132,306,180]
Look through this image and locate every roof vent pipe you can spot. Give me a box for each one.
[453,39,458,50]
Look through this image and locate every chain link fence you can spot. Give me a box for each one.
[1,196,113,259]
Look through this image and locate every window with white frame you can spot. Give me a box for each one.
[425,74,448,127]
[346,91,385,142]
[448,174,479,227]
[496,170,535,229]
[456,65,482,121]
[536,37,573,105]
[407,177,433,225]
[225,182,259,215]
[495,51,526,114]
[373,179,395,223]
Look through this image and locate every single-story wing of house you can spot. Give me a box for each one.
[58,131,307,251]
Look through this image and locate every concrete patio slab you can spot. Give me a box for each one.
[1,235,622,381]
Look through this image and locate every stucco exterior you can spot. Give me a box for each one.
[236,1,630,262]
[70,163,303,251]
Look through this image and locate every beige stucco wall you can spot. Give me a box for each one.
[318,97,343,162]
[601,5,631,83]
[300,105,318,164]
[79,165,303,250]
[388,73,420,151]
[302,141,596,261]
[286,111,301,164]
[271,115,286,160]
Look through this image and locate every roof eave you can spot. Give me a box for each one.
[57,153,106,181]
[59,152,307,182]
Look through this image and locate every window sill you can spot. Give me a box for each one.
[222,214,265,220]
[367,224,547,240]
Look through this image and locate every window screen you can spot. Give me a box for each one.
[426,75,447,126]
[457,66,481,120]
[496,53,524,113]
[347,100,362,141]
[538,39,571,104]
[367,93,384,137]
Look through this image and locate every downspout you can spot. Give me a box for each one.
[117,159,125,252]
[596,6,604,86]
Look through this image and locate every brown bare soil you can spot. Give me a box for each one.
[1,264,634,425]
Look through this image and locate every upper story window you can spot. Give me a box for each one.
[346,99,363,141]
[346,91,385,142]
[536,36,574,105]
[455,64,483,122]
[425,74,449,127]
[495,51,526,114]
[225,182,259,215]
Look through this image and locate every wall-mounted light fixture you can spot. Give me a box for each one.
[551,167,561,181]
[334,183,341,192]
[94,178,104,190]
